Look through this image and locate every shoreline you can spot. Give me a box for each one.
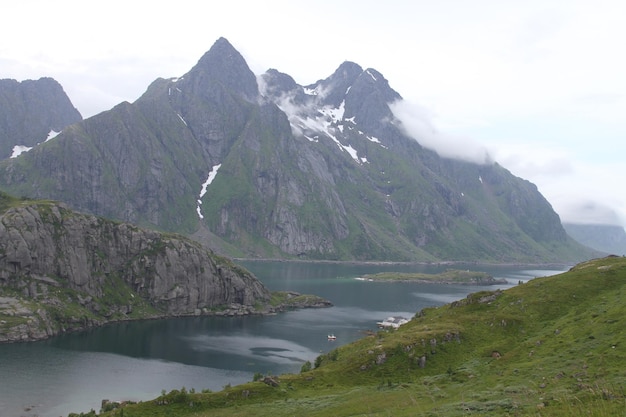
[0,291,332,345]
[354,277,508,285]
[235,257,572,269]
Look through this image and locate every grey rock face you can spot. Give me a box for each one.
[0,201,270,316]
[0,77,82,158]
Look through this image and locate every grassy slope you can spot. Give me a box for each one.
[92,256,626,417]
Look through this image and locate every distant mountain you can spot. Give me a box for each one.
[0,77,82,159]
[0,38,594,263]
[563,223,626,255]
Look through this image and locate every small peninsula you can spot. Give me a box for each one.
[0,194,331,343]
[357,269,507,285]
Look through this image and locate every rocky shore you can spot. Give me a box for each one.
[0,197,334,344]
[0,291,332,344]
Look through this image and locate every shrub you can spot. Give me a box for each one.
[301,360,312,373]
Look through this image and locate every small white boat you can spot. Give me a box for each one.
[327,334,337,341]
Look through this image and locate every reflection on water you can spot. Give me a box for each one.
[412,291,469,304]
[184,334,317,365]
[0,344,251,417]
[0,261,567,417]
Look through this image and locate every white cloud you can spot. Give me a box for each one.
[390,99,491,165]
[483,139,626,226]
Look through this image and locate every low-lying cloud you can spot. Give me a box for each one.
[555,200,624,227]
[390,98,625,228]
[390,99,492,165]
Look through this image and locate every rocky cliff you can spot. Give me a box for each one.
[0,77,82,159]
[0,192,272,342]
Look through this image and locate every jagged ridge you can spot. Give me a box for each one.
[0,38,595,263]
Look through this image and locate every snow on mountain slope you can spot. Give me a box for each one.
[259,65,393,166]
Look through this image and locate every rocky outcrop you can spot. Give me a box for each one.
[0,195,273,342]
[0,202,270,311]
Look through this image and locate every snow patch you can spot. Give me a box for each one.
[11,129,60,158]
[303,86,318,95]
[343,144,359,162]
[46,130,60,141]
[10,145,32,158]
[318,100,345,123]
[177,113,188,126]
[367,135,381,144]
[197,164,222,219]
[479,176,483,184]
[304,135,319,142]
[325,132,364,164]
[366,70,377,81]
[272,91,370,164]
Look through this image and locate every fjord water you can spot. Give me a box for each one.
[0,261,567,417]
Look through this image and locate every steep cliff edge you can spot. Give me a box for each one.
[0,193,324,343]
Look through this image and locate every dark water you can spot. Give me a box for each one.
[0,261,567,417]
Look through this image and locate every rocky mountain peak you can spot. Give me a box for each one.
[0,77,82,159]
[184,37,259,101]
[343,67,401,132]
[309,61,363,108]
[259,69,301,100]
[260,61,404,154]
[0,38,595,263]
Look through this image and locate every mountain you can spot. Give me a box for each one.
[83,256,626,416]
[0,38,594,263]
[0,77,82,159]
[564,222,626,255]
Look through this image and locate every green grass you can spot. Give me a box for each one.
[93,255,626,417]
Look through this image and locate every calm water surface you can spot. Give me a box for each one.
[0,261,567,417]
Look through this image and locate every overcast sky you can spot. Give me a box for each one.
[3,0,625,227]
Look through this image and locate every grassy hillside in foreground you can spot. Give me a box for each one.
[83,256,625,417]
